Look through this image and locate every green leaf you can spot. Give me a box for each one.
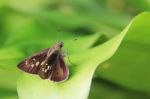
[3,13,56,46]
[96,12,150,92]
[16,10,136,99]
[126,0,150,11]
[0,47,24,71]
[0,69,20,90]
[0,88,18,99]
[0,94,18,99]
[5,0,50,13]
[88,79,150,99]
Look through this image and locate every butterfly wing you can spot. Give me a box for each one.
[17,48,50,74]
[50,54,69,82]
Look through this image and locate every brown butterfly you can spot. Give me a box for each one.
[17,42,69,82]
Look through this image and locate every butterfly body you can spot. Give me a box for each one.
[17,42,69,82]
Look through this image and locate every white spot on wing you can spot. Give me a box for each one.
[25,61,28,65]
[35,61,40,66]
[41,62,44,65]
[47,66,50,69]
[45,69,47,73]
[31,64,34,68]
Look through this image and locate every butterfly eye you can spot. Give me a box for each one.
[60,43,63,47]
[57,42,64,48]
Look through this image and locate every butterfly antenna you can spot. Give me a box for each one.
[56,29,61,42]
[65,39,78,66]
[65,51,76,67]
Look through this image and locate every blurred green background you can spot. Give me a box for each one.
[0,0,150,99]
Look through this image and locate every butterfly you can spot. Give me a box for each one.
[17,42,69,82]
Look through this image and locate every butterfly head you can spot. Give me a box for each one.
[55,41,64,48]
[53,41,64,52]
